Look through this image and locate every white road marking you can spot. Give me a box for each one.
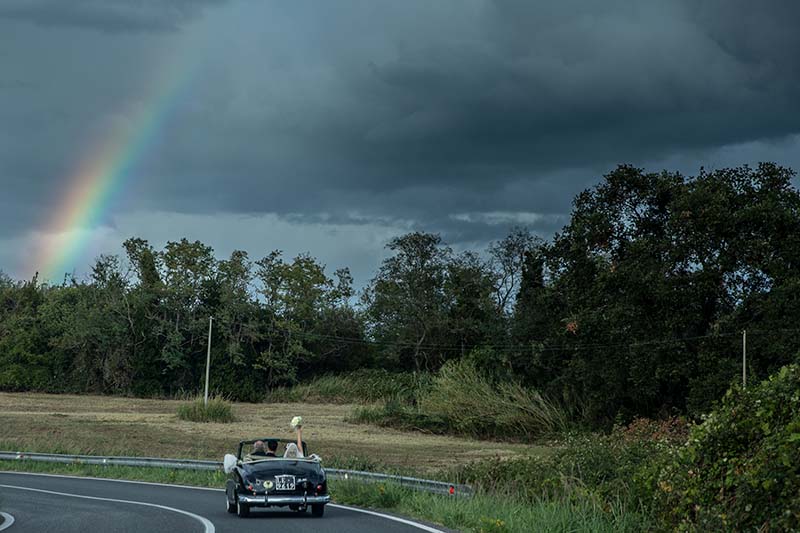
[329,504,447,533]
[0,484,215,533]
[0,512,15,532]
[0,471,448,532]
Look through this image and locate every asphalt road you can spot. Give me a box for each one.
[0,472,449,533]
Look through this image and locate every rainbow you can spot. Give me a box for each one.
[32,47,203,282]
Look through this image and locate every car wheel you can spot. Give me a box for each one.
[226,492,236,514]
[311,504,325,517]
[236,499,250,518]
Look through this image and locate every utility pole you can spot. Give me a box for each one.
[204,316,213,406]
[742,329,747,389]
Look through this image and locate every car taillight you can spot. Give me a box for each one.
[316,484,324,494]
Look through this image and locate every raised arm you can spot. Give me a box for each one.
[296,426,304,457]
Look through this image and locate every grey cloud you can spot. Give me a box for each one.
[0,79,34,90]
[0,0,227,32]
[3,0,800,278]
[128,0,800,204]
[346,0,800,173]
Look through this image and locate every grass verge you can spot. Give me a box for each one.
[0,460,649,532]
[336,482,651,533]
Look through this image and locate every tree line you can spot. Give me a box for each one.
[2,163,799,423]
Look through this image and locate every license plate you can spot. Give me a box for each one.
[275,475,295,491]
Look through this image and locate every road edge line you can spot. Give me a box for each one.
[329,504,446,533]
[0,484,214,533]
[0,512,15,531]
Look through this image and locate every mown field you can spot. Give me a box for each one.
[0,392,540,475]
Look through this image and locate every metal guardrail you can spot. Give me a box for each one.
[325,468,471,496]
[0,452,220,471]
[0,451,472,497]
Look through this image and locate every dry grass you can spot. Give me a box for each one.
[0,392,542,475]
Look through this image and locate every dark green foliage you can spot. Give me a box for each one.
[2,162,800,433]
[176,396,235,423]
[0,240,368,401]
[656,365,800,531]
[362,232,455,371]
[512,163,800,423]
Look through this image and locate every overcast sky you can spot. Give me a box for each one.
[2,0,800,286]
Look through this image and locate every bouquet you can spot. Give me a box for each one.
[290,416,303,429]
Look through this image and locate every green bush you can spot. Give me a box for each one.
[419,359,568,439]
[656,365,800,531]
[349,398,451,434]
[455,417,687,511]
[176,395,235,423]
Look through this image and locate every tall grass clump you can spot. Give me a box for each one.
[176,395,235,423]
[348,398,451,434]
[419,359,568,439]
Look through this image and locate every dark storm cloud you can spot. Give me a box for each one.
[123,0,800,216]
[335,0,800,178]
[2,0,800,257]
[0,0,227,32]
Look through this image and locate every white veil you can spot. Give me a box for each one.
[283,442,303,458]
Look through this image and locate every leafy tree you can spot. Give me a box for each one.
[489,227,541,314]
[255,251,362,386]
[445,251,503,357]
[0,275,54,390]
[364,232,452,371]
[511,163,800,422]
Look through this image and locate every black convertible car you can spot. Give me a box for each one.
[223,438,330,518]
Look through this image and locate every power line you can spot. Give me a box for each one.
[265,323,800,354]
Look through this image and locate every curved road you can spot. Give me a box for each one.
[0,472,449,533]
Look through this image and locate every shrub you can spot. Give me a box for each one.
[454,417,688,510]
[176,395,235,423]
[349,398,451,434]
[656,365,800,531]
[419,359,568,439]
